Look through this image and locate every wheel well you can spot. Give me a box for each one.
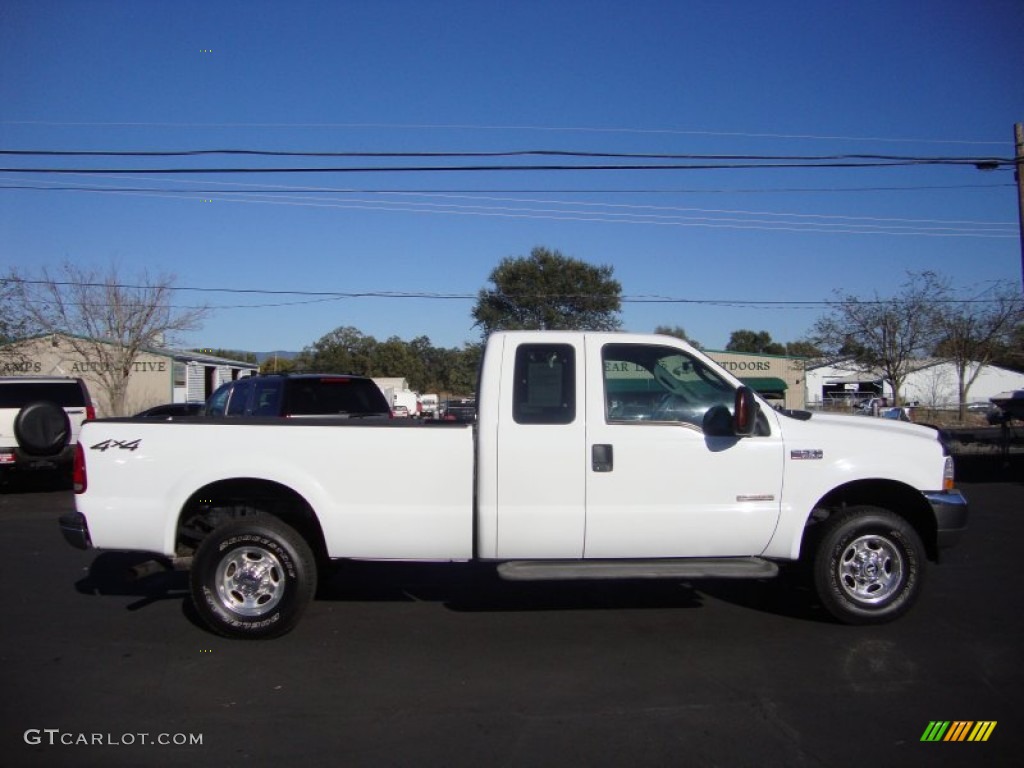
[176,478,327,562]
[803,480,939,561]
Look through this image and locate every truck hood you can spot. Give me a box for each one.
[795,411,939,440]
[778,409,947,460]
[772,409,951,498]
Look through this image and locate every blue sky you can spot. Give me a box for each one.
[2,0,1022,354]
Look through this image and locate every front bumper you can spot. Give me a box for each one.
[924,490,969,548]
[59,512,92,550]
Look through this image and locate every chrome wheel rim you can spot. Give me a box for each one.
[214,546,285,616]
[837,534,904,605]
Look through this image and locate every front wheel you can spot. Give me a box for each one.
[812,506,926,625]
[190,516,317,639]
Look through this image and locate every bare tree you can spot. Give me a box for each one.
[0,278,37,371]
[934,284,1024,419]
[810,272,947,406]
[4,261,209,415]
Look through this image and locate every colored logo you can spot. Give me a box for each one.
[921,721,997,742]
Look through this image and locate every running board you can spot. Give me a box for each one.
[496,557,779,582]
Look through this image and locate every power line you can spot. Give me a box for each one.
[4,278,1014,309]
[0,148,1013,164]
[1,177,1013,237]
[0,120,1009,145]
[2,158,1016,175]
[0,182,1014,194]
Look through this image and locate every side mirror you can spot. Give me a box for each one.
[733,386,758,437]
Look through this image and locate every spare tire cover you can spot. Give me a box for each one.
[14,401,72,456]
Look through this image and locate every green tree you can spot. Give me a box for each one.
[297,326,377,374]
[654,325,701,348]
[726,329,786,355]
[295,328,481,397]
[785,340,823,358]
[372,336,426,384]
[472,247,621,337]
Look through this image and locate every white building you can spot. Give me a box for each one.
[806,358,1024,408]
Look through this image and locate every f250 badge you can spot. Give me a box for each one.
[90,439,141,452]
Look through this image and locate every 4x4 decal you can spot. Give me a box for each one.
[90,439,141,452]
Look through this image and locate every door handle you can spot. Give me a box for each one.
[592,444,613,472]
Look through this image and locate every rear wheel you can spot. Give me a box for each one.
[190,515,316,639]
[812,506,926,625]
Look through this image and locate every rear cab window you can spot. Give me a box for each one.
[512,344,576,425]
[0,382,87,408]
[283,377,390,416]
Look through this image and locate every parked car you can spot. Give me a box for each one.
[134,402,205,420]
[441,398,476,422]
[204,373,392,419]
[420,393,440,419]
[855,397,887,414]
[0,376,94,484]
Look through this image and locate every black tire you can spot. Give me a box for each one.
[14,401,71,456]
[812,506,926,625]
[190,516,317,639]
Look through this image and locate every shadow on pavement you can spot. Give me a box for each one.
[75,549,833,627]
[76,551,188,611]
[322,559,727,615]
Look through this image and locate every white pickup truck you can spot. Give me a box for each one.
[60,331,967,638]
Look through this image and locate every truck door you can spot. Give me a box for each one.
[490,338,587,558]
[583,338,783,558]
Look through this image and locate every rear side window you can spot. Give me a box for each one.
[283,378,390,416]
[205,383,232,416]
[512,344,576,425]
[0,382,86,408]
[251,378,285,416]
[225,378,253,416]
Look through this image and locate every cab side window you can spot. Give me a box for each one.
[513,344,576,425]
[602,343,734,429]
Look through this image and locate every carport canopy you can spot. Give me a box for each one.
[738,377,788,396]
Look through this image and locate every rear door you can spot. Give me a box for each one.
[491,336,586,558]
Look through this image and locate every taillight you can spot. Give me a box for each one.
[943,456,955,492]
[73,443,87,494]
[85,405,96,421]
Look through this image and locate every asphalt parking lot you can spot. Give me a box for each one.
[2,456,1022,768]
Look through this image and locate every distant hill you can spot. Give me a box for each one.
[254,351,300,363]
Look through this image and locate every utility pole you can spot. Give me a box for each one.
[1016,122,1024,293]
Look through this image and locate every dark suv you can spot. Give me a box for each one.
[0,376,95,485]
[205,373,392,419]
